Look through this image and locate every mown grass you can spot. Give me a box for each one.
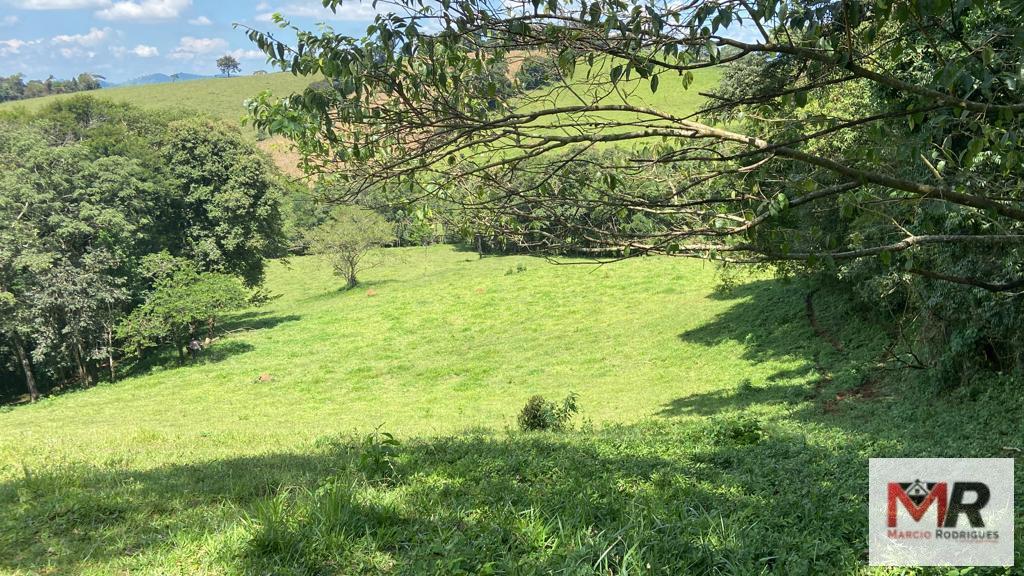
[1,246,1021,574]
[0,72,312,126]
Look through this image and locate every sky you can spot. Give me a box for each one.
[0,0,382,82]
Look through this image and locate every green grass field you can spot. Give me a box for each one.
[0,72,312,125]
[1,246,1021,574]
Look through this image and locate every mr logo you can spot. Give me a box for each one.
[869,458,1013,566]
[887,480,989,528]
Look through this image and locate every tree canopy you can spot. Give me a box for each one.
[217,55,242,77]
[307,206,396,288]
[0,97,287,400]
[244,0,1024,380]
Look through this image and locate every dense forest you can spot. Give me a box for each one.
[0,97,287,400]
[0,73,104,103]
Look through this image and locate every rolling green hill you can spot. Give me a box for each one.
[0,66,720,130]
[3,62,1021,575]
[1,247,1021,574]
[0,72,312,125]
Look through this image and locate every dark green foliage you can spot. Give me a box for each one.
[708,5,1024,384]
[117,257,251,362]
[0,96,286,400]
[162,118,286,287]
[469,58,515,110]
[517,392,579,431]
[465,149,671,256]
[217,55,242,77]
[516,55,559,90]
[0,73,102,103]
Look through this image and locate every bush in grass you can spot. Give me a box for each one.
[517,393,579,431]
[708,415,766,446]
[516,55,558,90]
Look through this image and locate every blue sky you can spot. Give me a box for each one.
[0,1,381,82]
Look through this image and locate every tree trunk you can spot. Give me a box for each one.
[12,335,39,402]
[476,234,483,259]
[74,339,94,386]
[346,273,358,289]
[106,326,116,382]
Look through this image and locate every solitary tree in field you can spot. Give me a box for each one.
[216,55,241,77]
[307,207,395,289]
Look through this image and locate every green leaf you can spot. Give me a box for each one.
[610,64,623,83]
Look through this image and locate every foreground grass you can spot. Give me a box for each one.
[0,246,1021,574]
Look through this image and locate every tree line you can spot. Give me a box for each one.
[0,73,104,103]
[0,96,287,401]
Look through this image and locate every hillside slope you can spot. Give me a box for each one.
[0,72,311,125]
[1,247,1021,573]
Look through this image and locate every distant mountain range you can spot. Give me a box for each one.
[104,73,215,88]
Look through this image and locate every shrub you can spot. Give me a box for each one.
[516,55,558,90]
[708,415,766,446]
[504,263,528,276]
[517,393,579,431]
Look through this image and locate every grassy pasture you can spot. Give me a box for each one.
[1,57,1020,576]
[0,72,311,126]
[1,246,1021,574]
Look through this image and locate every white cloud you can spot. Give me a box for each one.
[168,35,227,60]
[255,1,269,9]
[58,46,97,59]
[114,43,160,57]
[257,1,381,22]
[95,0,190,20]
[132,43,158,57]
[229,48,265,60]
[1,15,19,26]
[188,15,211,25]
[10,0,110,9]
[112,43,158,57]
[52,27,112,46]
[0,38,28,56]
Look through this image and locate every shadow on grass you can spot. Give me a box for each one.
[658,381,814,418]
[191,340,256,365]
[0,313,301,407]
[664,277,1024,491]
[670,278,883,410]
[0,423,870,575]
[299,279,397,305]
[219,312,303,334]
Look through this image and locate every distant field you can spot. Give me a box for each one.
[0,72,312,126]
[0,65,719,131]
[525,61,720,117]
